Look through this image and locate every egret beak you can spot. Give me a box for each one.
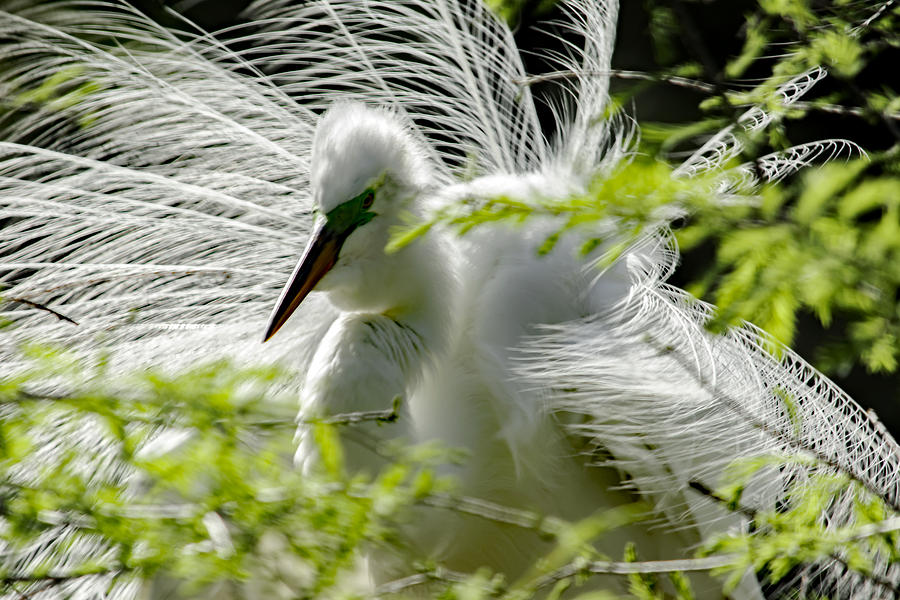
[263,221,343,342]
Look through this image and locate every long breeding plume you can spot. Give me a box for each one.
[0,1,897,599]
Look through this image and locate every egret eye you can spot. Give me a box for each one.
[362,190,375,209]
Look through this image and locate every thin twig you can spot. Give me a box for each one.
[14,390,71,402]
[421,492,564,538]
[316,408,398,425]
[792,101,900,122]
[10,390,296,430]
[688,480,756,519]
[304,396,402,426]
[515,69,718,94]
[652,337,900,514]
[374,567,470,596]
[530,554,740,592]
[689,479,900,596]
[375,555,742,598]
[6,297,78,325]
[516,70,900,123]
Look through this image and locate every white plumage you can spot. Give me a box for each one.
[0,1,897,599]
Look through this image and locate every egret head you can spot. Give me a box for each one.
[263,103,432,341]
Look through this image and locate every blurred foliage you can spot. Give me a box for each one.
[476,0,900,376]
[702,454,900,596]
[4,347,898,598]
[680,158,900,373]
[0,347,448,598]
[0,346,662,600]
[639,0,899,376]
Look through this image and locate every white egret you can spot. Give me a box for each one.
[0,1,898,599]
[262,101,730,594]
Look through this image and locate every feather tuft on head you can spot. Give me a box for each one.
[311,103,432,212]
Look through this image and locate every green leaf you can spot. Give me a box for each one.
[726,16,769,78]
[839,177,900,220]
[795,161,866,224]
[387,219,435,254]
[809,30,864,78]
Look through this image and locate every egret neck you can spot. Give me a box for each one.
[263,104,456,474]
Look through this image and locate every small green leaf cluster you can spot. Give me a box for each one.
[482,0,558,25]
[391,159,717,265]
[0,347,449,599]
[3,344,681,599]
[637,0,899,375]
[703,454,899,594]
[678,158,900,372]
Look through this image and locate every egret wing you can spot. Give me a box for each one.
[516,233,900,598]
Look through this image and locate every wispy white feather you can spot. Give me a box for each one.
[721,138,866,194]
[675,67,828,179]
[516,247,900,597]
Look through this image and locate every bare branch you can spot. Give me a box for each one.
[374,567,470,596]
[305,396,402,426]
[5,296,78,325]
[514,71,900,123]
[515,69,718,95]
[792,101,900,122]
[531,554,740,592]
[651,337,900,514]
[421,492,564,537]
[375,554,747,597]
